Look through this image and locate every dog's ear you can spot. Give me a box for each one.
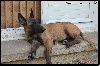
[18,13,27,25]
[29,8,34,18]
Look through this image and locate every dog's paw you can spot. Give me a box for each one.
[62,40,68,45]
[66,43,70,48]
[28,53,36,60]
[46,62,52,64]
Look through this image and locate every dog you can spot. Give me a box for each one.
[18,8,96,64]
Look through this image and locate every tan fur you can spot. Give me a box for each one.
[24,22,96,64]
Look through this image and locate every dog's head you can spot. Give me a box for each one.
[18,8,46,35]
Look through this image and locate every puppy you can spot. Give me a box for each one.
[18,8,96,64]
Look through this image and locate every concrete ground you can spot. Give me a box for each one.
[1,31,98,64]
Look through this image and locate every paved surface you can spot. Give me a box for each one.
[1,31,98,64]
[2,50,98,64]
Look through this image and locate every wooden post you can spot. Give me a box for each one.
[19,1,22,27]
[26,1,30,19]
[34,1,37,19]
[20,1,22,13]
[12,1,15,28]
[4,1,7,28]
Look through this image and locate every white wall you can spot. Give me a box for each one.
[41,1,98,32]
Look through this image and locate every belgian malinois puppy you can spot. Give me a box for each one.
[18,8,96,64]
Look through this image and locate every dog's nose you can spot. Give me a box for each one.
[41,27,46,33]
[43,28,46,31]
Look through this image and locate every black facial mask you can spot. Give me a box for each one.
[30,23,46,34]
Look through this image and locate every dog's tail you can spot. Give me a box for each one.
[80,32,97,50]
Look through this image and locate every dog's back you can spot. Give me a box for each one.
[42,23,67,41]
[41,22,81,41]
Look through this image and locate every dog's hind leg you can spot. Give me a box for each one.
[65,36,81,48]
[62,37,75,48]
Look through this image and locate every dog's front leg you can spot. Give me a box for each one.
[28,40,41,60]
[44,39,53,64]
